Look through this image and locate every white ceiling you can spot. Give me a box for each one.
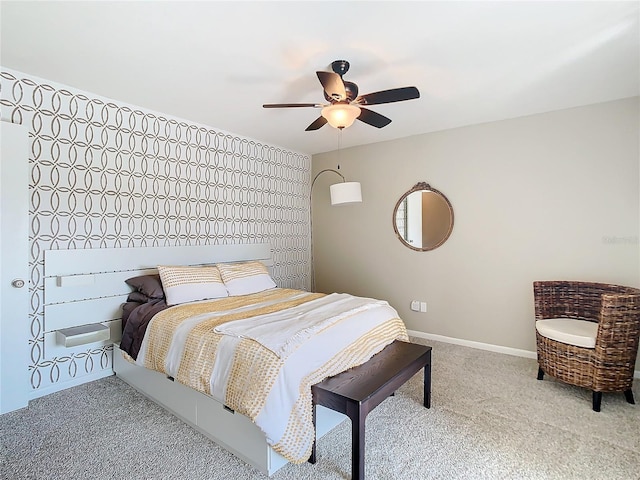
[1,1,639,155]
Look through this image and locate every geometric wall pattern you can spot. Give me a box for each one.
[0,69,311,393]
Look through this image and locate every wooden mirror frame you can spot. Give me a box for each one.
[392,182,454,251]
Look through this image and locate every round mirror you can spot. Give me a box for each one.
[393,182,454,251]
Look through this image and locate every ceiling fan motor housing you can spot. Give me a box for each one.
[324,81,358,103]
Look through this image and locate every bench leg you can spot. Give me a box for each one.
[347,401,366,480]
[308,403,317,464]
[424,351,432,408]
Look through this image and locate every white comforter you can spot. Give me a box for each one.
[136,288,407,462]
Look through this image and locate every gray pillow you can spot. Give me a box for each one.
[125,274,165,299]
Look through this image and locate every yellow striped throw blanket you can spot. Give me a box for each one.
[137,288,408,463]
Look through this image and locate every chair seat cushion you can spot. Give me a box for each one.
[535,318,598,348]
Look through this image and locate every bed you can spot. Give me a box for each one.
[44,243,408,476]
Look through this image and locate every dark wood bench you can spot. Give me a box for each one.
[309,340,432,480]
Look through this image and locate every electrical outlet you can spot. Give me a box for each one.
[420,302,427,313]
[410,300,420,311]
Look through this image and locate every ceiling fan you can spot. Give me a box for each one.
[263,60,420,131]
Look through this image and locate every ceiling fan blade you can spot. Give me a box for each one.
[357,108,392,128]
[355,86,420,106]
[305,116,328,131]
[316,71,346,101]
[263,103,323,108]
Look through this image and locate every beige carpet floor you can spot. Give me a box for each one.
[1,338,639,479]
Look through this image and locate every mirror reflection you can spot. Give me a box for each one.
[393,182,454,251]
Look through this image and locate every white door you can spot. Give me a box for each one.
[0,120,29,413]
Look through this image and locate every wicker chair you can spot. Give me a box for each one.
[534,281,640,411]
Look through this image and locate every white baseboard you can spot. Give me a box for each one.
[407,330,640,380]
[28,368,114,401]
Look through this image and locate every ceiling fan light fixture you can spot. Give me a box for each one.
[321,104,361,129]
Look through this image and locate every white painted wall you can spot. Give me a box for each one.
[312,97,640,358]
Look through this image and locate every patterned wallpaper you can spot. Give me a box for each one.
[0,69,311,394]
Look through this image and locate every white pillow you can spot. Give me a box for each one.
[157,265,228,306]
[216,261,276,296]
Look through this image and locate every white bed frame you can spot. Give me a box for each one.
[44,243,346,476]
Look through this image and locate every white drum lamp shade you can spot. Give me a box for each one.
[330,181,362,205]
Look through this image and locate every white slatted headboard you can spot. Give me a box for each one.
[43,243,272,357]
